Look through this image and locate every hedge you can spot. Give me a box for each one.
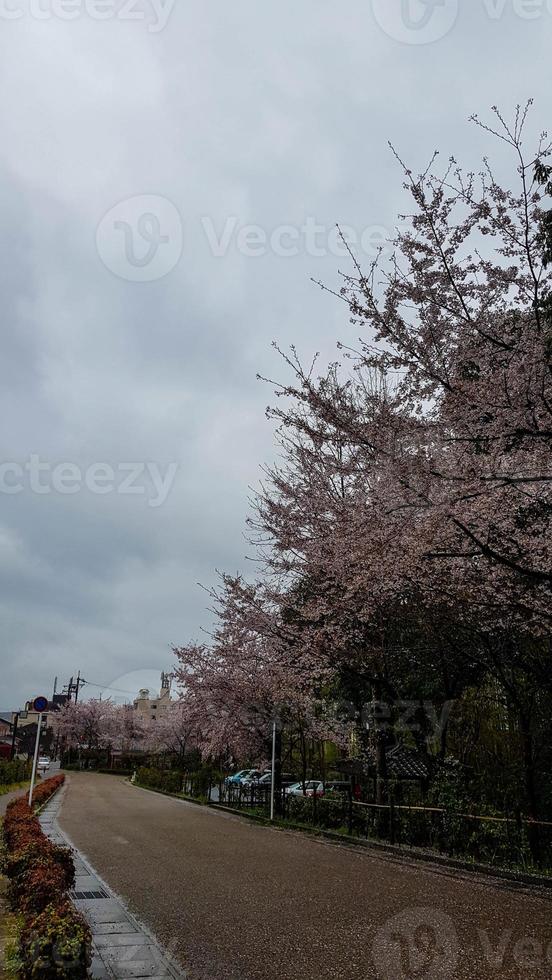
[0,758,30,787]
[20,901,91,980]
[2,775,92,978]
[136,766,183,794]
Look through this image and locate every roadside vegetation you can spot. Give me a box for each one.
[0,776,91,979]
[0,764,30,799]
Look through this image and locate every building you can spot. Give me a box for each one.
[0,713,13,759]
[133,673,172,722]
[9,692,69,733]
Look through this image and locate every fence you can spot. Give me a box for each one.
[218,782,552,872]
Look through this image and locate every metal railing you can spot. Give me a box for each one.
[216,781,552,872]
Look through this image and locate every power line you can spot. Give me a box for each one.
[80,680,143,698]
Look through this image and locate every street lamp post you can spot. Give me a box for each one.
[270,719,277,822]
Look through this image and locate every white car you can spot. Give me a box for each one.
[37,756,51,772]
[285,780,324,797]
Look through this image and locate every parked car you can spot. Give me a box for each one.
[240,769,266,785]
[258,772,297,787]
[285,780,324,797]
[37,756,50,773]
[225,769,254,785]
[325,781,351,795]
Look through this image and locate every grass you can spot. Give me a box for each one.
[0,822,21,979]
[0,784,28,799]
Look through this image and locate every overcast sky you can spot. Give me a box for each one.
[0,0,549,708]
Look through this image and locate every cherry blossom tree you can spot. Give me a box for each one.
[55,698,116,753]
[55,699,147,764]
[251,104,552,818]
[173,574,352,778]
[174,105,552,830]
[145,700,201,766]
[106,704,147,756]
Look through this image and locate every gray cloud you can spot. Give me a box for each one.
[0,1,550,707]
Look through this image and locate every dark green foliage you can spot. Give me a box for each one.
[0,759,30,786]
[136,766,183,794]
[19,902,92,979]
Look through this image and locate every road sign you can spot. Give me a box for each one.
[28,697,49,805]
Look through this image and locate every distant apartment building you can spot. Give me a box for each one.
[133,673,172,721]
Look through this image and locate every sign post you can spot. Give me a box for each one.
[28,697,49,806]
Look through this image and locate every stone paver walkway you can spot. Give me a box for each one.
[39,790,185,979]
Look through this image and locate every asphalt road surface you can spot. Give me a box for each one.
[58,773,552,980]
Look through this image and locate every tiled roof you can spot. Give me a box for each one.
[334,744,430,781]
[386,744,429,780]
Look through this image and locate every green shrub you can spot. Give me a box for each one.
[2,776,90,977]
[136,766,183,794]
[185,767,222,798]
[0,759,30,786]
[285,794,348,830]
[20,901,91,979]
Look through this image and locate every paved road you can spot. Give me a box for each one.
[58,773,552,980]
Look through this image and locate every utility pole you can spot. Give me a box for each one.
[10,709,29,761]
[10,713,19,761]
[62,673,83,704]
